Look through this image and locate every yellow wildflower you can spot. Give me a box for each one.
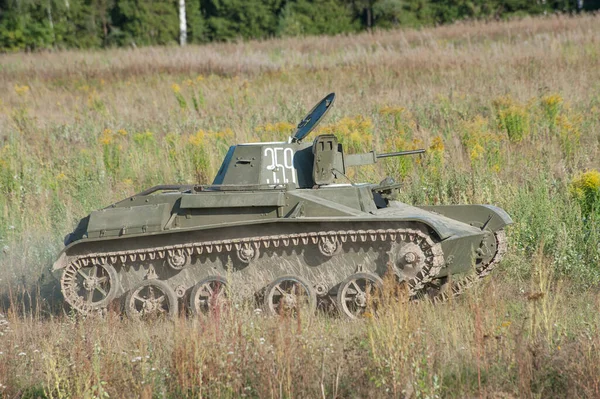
[255,121,295,140]
[317,116,373,152]
[570,170,600,196]
[469,143,485,161]
[189,130,207,147]
[429,136,445,153]
[493,95,530,143]
[570,170,600,214]
[215,128,235,141]
[99,129,114,145]
[541,93,563,109]
[171,83,181,93]
[379,106,406,116]
[556,113,582,159]
[14,84,29,96]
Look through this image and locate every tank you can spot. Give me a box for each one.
[53,93,511,319]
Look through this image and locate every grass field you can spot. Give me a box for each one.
[1,14,600,398]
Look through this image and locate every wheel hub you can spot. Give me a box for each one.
[354,292,367,307]
[404,252,417,263]
[240,247,255,260]
[391,242,426,281]
[265,276,316,316]
[170,254,186,268]
[318,238,339,257]
[142,299,159,314]
[83,277,99,291]
[282,294,297,309]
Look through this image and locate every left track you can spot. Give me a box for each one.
[60,223,445,317]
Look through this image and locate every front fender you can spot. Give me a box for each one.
[418,204,513,232]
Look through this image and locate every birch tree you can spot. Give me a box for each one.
[179,0,187,46]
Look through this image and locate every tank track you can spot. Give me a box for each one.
[60,227,445,314]
[431,229,507,303]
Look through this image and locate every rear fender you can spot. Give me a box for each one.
[52,242,81,272]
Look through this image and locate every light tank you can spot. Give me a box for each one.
[53,93,511,318]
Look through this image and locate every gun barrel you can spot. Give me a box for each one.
[376,149,425,158]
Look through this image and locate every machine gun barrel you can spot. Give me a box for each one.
[376,149,425,158]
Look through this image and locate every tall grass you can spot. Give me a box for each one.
[0,13,599,398]
[0,276,599,398]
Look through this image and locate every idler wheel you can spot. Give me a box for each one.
[336,272,383,319]
[264,275,316,316]
[125,279,178,320]
[190,276,228,316]
[167,251,188,270]
[61,262,118,314]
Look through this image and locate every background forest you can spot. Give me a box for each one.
[1,0,600,51]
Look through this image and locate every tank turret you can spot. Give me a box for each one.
[212,93,424,188]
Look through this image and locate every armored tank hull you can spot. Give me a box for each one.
[53,94,511,318]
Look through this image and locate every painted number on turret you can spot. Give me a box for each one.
[264,147,296,184]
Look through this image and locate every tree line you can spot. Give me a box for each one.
[0,0,598,52]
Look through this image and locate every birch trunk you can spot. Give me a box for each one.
[179,0,187,46]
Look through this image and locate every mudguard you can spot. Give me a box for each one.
[418,204,513,232]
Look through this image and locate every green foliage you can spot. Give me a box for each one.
[203,0,283,40]
[185,0,207,43]
[0,0,110,51]
[1,0,599,50]
[278,0,358,37]
[493,96,530,143]
[373,0,435,28]
[111,0,179,46]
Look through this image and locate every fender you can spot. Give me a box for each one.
[418,204,513,232]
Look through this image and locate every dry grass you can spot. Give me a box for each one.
[1,13,600,398]
[1,275,599,398]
